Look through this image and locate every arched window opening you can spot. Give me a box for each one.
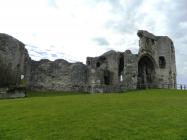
[104,76,110,85]
[118,54,124,76]
[159,56,166,68]
[104,70,110,85]
[96,62,100,68]
[87,61,90,65]
[137,55,155,89]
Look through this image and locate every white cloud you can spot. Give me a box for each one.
[0,0,186,83]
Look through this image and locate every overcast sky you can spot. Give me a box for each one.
[0,0,186,84]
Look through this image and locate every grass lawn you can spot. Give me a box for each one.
[0,89,187,140]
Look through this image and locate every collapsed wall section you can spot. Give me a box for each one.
[86,50,127,92]
[123,50,138,90]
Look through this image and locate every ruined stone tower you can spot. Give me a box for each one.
[137,30,176,89]
[87,30,176,92]
[0,30,177,96]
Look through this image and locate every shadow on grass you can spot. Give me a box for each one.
[27,88,187,98]
[27,90,89,98]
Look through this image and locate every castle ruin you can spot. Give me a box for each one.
[0,30,176,97]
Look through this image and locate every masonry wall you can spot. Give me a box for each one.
[86,50,125,92]
[123,50,138,90]
[0,30,177,94]
[0,33,31,88]
[156,37,176,87]
[29,59,88,91]
[137,30,176,88]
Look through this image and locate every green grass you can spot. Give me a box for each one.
[1,89,187,140]
[27,90,89,97]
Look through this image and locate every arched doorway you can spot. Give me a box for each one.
[137,55,155,89]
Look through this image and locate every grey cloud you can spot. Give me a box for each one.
[31,50,49,57]
[90,0,187,83]
[51,54,57,57]
[93,37,110,46]
[104,1,143,33]
[25,0,187,83]
[102,0,186,36]
[105,47,114,51]
[25,44,38,50]
[26,45,50,57]
[30,54,39,58]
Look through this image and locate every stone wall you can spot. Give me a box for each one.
[0,33,31,88]
[29,59,88,91]
[0,30,177,95]
[123,50,138,90]
[86,50,125,92]
[137,30,176,88]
